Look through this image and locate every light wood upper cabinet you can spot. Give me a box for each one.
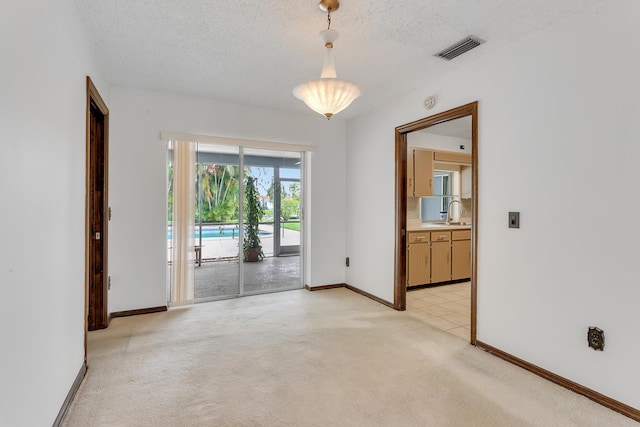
[411,148,434,197]
[407,146,414,196]
[433,151,471,164]
[460,165,472,199]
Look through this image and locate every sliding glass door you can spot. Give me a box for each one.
[167,142,304,304]
[274,174,301,256]
[193,144,241,301]
[242,148,302,294]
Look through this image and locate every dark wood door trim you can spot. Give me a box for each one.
[85,77,109,359]
[394,102,478,345]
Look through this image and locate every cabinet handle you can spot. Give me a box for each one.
[416,236,425,240]
[425,255,429,265]
[447,253,450,264]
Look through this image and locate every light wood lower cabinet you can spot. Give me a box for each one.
[451,230,471,280]
[407,231,430,286]
[407,229,471,287]
[430,231,451,283]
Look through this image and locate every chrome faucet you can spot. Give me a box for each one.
[446,199,464,225]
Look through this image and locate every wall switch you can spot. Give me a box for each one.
[346,257,350,267]
[508,212,520,228]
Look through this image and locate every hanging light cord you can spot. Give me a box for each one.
[327,8,332,29]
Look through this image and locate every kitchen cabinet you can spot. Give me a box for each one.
[433,151,471,164]
[407,231,430,287]
[430,230,451,283]
[461,165,472,199]
[451,229,471,280]
[407,228,471,287]
[408,148,433,197]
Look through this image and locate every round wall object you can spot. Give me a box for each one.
[423,96,436,110]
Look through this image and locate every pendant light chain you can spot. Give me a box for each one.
[327,9,332,29]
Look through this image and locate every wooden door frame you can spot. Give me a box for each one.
[85,77,109,360]
[394,102,478,344]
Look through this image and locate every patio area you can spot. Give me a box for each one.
[169,224,302,301]
[194,255,301,300]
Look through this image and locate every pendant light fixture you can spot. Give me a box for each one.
[293,0,360,120]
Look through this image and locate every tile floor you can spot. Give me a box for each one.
[406,281,471,341]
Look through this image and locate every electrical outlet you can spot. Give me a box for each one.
[587,327,605,351]
[509,212,520,229]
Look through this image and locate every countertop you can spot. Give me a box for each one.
[407,219,471,232]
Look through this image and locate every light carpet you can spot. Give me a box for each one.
[63,288,636,426]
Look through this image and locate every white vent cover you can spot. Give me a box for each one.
[436,36,485,61]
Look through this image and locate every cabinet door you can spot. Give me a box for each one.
[407,243,430,287]
[452,239,471,280]
[407,147,415,196]
[413,148,433,196]
[431,241,451,283]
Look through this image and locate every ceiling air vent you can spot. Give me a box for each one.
[435,36,485,61]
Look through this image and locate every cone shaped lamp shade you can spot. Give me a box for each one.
[293,78,360,120]
[293,13,360,119]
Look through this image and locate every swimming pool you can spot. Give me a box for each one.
[167,225,271,240]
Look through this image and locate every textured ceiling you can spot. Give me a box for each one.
[422,116,472,140]
[75,0,600,120]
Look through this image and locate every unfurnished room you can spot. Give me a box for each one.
[1,1,639,426]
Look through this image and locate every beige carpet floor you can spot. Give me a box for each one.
[63,288,636,426]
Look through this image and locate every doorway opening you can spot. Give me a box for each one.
[167,142,304,304]
[85,76,109,349]
[394,102,478,345]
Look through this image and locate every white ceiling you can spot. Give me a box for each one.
[75,0,600,120]
[421,116,472,140]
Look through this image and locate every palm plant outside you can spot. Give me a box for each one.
[197,164,240,223]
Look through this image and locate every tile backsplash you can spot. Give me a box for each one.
[407,197,421,219]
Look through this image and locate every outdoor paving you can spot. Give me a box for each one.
[169,224,302,301]
[194,256,301,300]
[182,224,300,260]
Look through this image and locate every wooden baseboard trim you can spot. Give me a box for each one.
[305,283,346,291]
[304,283,395,310]
[476,341,640,423]
[110,305,167,318]
[345,284,395,309]
[53,362,87,427]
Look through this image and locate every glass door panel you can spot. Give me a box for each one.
[194,143,241,302]
[243,148,303,294]
[275,173,301,256]
[167,143,304,305]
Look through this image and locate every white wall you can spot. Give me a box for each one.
[109,88,347,312]
[346,0,640,410]
[0,1,108,425]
